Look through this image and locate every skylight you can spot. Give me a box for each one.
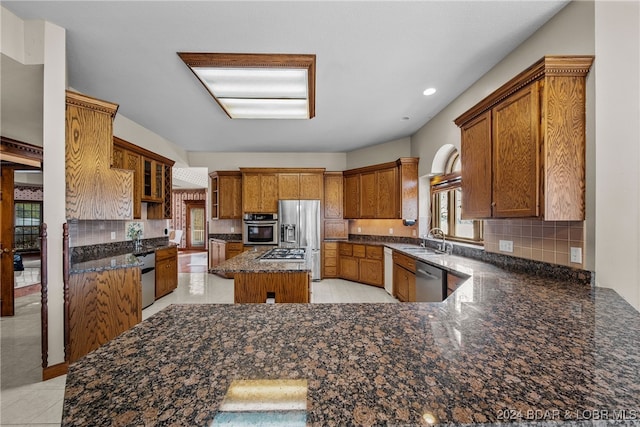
[178,53,316,119]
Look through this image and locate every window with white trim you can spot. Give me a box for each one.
[430,150,483,244]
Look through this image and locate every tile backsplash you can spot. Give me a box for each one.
[68,219,169,248]
[483,219,584,268]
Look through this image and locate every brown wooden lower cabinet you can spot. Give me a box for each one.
[68,267,141,363]
[336,242,384,287]
[322,241,338,278]
[234,272,310,303]
[393,251,416,302]
[156,246,178,299]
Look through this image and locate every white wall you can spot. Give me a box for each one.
[410,1,596,265]
[345,137,411,170]
[595,1,640,311]
[113,114,190,168]
[187,151,347,172]
[1,8,68,368]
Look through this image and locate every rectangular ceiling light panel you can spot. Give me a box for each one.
[178,53,315,119]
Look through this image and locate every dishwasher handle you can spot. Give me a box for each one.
[416,268,440,280]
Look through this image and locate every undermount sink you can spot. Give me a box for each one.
[399,247,442,255]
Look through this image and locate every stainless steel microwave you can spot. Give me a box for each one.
[243,213,278,245]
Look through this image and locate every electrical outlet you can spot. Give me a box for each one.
[111,231,116,240]
[499,240,513,253]
[570,247,582,263]
[389,228,394,234]
[412,230,417,236]
[230,226,234,233]
[357,227,362,233]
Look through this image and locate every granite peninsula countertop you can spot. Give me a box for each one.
[69,241,177,274]
[63,253,640,426]
[210,247,312,275]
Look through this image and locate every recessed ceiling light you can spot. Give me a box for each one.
[178,53,316,119]
[423,87,437,96]
[401,116,410,121]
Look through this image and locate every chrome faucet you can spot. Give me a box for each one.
[427,227,448,253]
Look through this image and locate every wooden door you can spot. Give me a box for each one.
[278,173,299,200]
[242,173,261,212]
[323,172,343,219]
[359,171,376,218]
[219,175,242,219]
[339,256,359,282]
[1,167,15,316]
[359,259,383,287]
[460,110,493,219]
[185,200,206,249]
[492,82,540,218]
[299,173,322,199]
[376,167,398,218]
[343,174,359,218]
[260,174,278,212]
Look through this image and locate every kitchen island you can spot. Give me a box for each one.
[62,252,640,426]
[212,247,312,303]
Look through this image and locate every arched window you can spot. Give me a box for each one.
[430,148,482,243]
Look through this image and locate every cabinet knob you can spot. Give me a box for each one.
[491,202,496,207]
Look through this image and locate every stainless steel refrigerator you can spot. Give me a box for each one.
[278,200,321,280]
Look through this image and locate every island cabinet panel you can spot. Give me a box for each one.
[210,171,242,219]
[234,272,310,303]
[66,91,133,220]
[343,158,418,220]
[393,251,416,302]
[455,55,593,221]
[155,246,178,299]
[323,172,344,219]
[68,267,141,363]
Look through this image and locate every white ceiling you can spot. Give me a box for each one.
[3,1,568,153]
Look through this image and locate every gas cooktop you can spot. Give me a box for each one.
[259,247,306,262]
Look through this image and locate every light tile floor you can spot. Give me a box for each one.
[1,253,396,426]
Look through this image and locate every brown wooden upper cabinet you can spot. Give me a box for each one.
[113,136,174,219]
[66,91,134,220]
[343,158,418,220]
[277,171,323,200]
[241,168,325,213]
[210,171,242,219]
[455,55,594,221]
[241,171,278,213]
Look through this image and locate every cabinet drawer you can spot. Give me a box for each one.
[324,266,338,277]
[324,241,338,250]
[339,242,353,256]
[365,245,383,260]
[324,256,337,267]
[392,251,416,272]
[324,248,337,260]
[226,242,243,251]
[352,244,366,258]
[156,246,177,261]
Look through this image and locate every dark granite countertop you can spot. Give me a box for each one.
[62,253,640,425]
[69,241,177,274]
[210,247,312,274]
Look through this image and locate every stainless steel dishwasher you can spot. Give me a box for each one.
[415,260,444,302]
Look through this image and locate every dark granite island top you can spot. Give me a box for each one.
[210,246,312,275]
[62,257,640,426]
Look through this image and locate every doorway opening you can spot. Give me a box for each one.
[185,200,206,250]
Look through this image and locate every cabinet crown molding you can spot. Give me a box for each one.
[66,90,118,117]
[454,55,594,127]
